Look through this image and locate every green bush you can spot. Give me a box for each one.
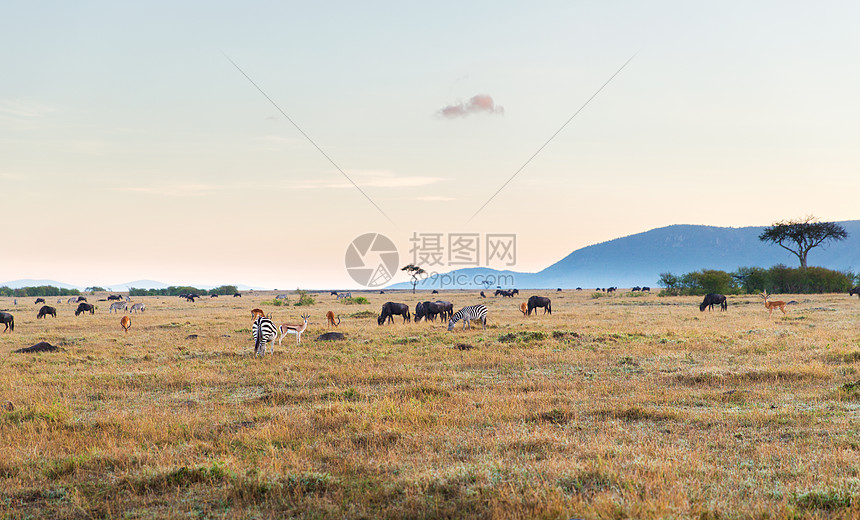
[342,296,370,305]
[294,289,315,307]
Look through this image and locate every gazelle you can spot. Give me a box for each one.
[326,310,340,328]
[520,302,528,316]
[760,291,787,316]
[120,315,131,333]
[279,313,310,345]
[251,308,265,320]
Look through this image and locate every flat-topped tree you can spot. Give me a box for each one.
[758,216,848,270]
[401,264,426,294]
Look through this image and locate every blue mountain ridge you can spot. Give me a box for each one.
[387,221,860,290]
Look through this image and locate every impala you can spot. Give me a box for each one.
[120,315,131,333]
[760,291,787,316]
[326,310,340,328]
[251,308,266,320]
[520,302,528,316]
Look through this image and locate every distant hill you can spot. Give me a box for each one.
[388,221,860,290]
[0,279,83,290]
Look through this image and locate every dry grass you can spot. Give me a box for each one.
[2,290,860,518]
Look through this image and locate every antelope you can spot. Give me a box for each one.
[520,302,528,316]
[760,291,787,316]
[326,310,340,328]
[279,313,310,346]
[251,308,265,320]
[120,315,131,333]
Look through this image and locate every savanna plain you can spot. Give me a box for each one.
[2,289,860,519]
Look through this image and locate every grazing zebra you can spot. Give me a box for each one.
[336,292,352,300]
[129,303,145,313]
[252,316,278,356]
[109,301,127,314]
[447,304,488,331]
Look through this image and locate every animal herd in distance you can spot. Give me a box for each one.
[7,287,860,358]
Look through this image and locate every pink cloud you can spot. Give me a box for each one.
[438,94,504,118]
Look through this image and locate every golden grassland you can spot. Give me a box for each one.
[2,289,860,519]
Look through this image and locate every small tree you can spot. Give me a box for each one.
[759,216,848,270]
[401,264,426,294]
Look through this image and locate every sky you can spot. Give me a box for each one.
[2,1,859,289]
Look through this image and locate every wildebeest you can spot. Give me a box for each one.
[414,301,427,322]
[0,312,14,332]
[75,303,95,316]
[76,296,87,303]
[233,293,242,298]
[378,302,410,325]
[632,286,642,292]
[34,298,45,304]
[576,287,582,291]
[557,288,562,292]
[850,286,860,298]
[415,301,449,322]
[432,290,439,294]
[480,291,486,298]
[699,293,727,312]
[107,294,123,301]
[129,303,146,313]
[185,294,200,302]
[435,301,453,320]
[527,296,552,315]
[210,294,218,298]
[37,305,56,319]
[606,287,616,294]
[495,289,516,298]
[109,301,127,313]
[330,291,338,296]
[642,286,651,292]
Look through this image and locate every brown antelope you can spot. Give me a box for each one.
[520,302,528,316]
[251,308,265,320]
[760,291,787,316]
[279,313,310,346]
[120,315,131,333]
[326,310,340,328]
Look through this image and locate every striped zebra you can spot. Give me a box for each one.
[109,301,127,313]
[448,304,488,331]
[336,292,352,300]
[252,316,279,356]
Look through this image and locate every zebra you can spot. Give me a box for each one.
[109,301,127,314]
[129,303,146,313]
[336,292,352,300]
[252,316,279,356]
[447,304,488,331]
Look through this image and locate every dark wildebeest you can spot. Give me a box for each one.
[632,286,642,292]
[330,291,338,296]
[233,293,242,298]
[76,296,87,303]
[557,288,562,292]
[379,291,385,294]
[480,291,486,298]
[34,298,45,304]
[436,301,454,321]
[527,296,552,315]
[642,286,651,292]
[432,290,439,294]
[75,303,95,316]
[414,302,427,322]
[495,289,516,298]
[107,294,122,301]
[37,305,56,319]
[606,287,616,294]
[210,294,218,298]
[850,286,860,298]
[700,293,728,312]
[0,312,14,332]
[378,302,411,325]
[415,301,447,322]
[576,287,582,291]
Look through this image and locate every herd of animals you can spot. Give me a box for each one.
[3,287,860,355]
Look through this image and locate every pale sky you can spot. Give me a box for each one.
[3,1,859,289]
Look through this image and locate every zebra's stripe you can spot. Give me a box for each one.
[253,317,279,355]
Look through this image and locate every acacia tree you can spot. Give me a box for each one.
[401,264,426,294]
[758,216,848,270]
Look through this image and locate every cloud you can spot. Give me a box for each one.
[412,195,456,201]
[293,170,442,189]
[0,100,53,120]
[437,94,504,118]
